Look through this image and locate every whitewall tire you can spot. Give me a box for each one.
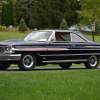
[19,54,36,71]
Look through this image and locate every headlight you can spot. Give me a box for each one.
[0,46,15,54]
[4,46,14,54]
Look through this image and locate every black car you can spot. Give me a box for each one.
[0,30,100,70]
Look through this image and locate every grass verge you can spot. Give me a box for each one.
[0,69,100,100]
[0,31,28,40]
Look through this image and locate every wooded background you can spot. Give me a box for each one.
[0,0,100,30]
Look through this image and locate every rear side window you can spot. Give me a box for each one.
[71,33,86,42]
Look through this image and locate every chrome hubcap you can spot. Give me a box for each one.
[89,56,97,67]
[23,55,34,68]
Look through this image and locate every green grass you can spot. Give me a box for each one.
[84,34,100,42]
[0,31,100,100]
[0,69,100,100]
[0,31,28,41]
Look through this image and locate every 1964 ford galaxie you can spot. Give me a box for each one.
[0,30,100,70]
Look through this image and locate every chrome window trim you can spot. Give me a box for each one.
[48,31,55,42]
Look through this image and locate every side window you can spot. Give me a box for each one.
[55,32,71,42]
[71,33,86,42]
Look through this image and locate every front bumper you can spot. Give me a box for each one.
[0,54,21,61]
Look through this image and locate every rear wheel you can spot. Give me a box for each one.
[84,56,99,69]
[0,63,10,70]
[59,63,72,69]
[19,54,36,71]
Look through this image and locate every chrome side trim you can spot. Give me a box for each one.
[0,54,21,61]
[9,54,21,57]
[40,53,100,57]
[0,54,21,57]
[12,48,69,51]
[70,49,100,50]
[42,59,87,63]
[85,46,100,48]
[13,48,100,51]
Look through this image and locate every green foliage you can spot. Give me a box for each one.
[16,0,80,29]
[59,18,68,30]
[0,0,80,29]
[1,0,14,26]
[18,18,28,32]
[80,0,100,24]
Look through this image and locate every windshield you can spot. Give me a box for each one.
[24,31,52,41]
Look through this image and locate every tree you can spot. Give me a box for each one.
[0,0,7,24]
[95,22,100,33]
[1,0,14,26]
[16,0,80,29]
[15,0,30,26]
[59,18,68,30]
[18,18,28,32]
[79,0,100,25]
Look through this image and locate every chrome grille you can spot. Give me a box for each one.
[0,47,5,54]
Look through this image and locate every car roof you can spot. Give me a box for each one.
[37,29,77,33]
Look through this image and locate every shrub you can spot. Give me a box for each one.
[18,18,28,32]
[0,25,7,31]
[59,18,68,30]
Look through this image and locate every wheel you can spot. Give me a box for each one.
[0,63,10,70]
[84,56,99,69]
[59,63,72,69]
[19,54,36,71]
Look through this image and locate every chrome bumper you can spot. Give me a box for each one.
[0,54,21,61]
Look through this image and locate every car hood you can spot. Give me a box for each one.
[0,39,48,46]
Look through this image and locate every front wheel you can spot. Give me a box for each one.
[59,63,72,69]
[19,54,36,71]
[84,56,99,69]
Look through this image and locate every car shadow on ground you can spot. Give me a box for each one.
[0,67,90,72]
[1,65,100,71]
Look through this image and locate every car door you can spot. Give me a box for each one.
[42,31,72,63]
